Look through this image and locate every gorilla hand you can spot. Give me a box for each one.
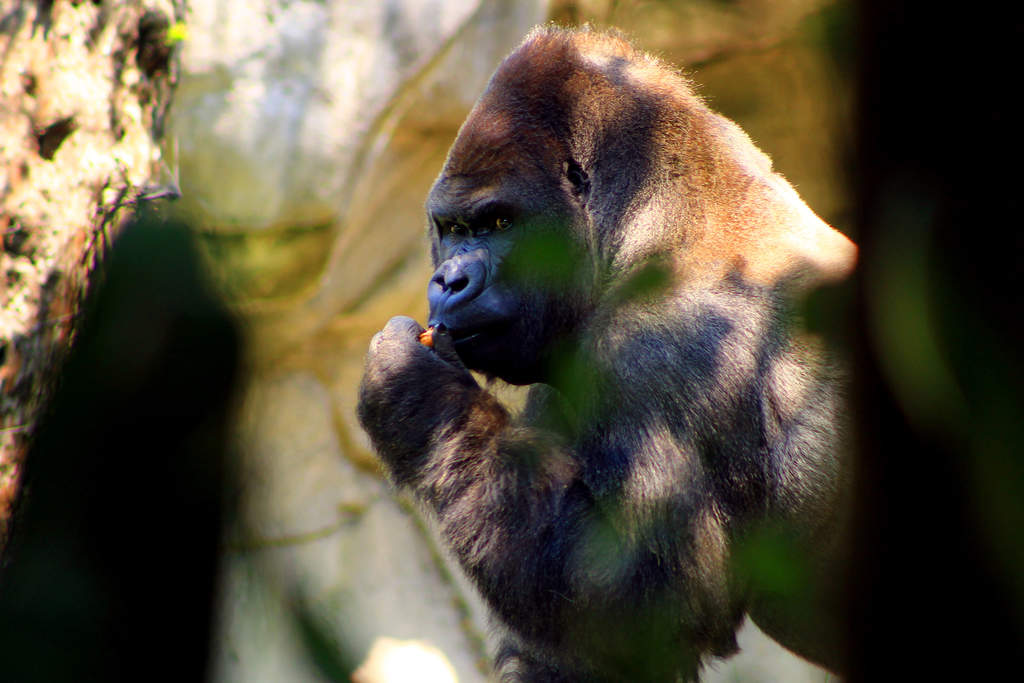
[357,316,480,486]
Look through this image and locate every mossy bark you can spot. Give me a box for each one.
[0,0,180,544]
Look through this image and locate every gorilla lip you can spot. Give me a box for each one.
[418,323,451,348]
[435,322,499,349]
[426,318,491,345]
[452,330,483,345]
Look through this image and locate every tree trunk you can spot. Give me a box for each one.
[0,0,180,544]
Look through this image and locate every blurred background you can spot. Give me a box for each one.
[1,0,1020,681]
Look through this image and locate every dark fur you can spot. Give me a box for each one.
[358,26,855,681]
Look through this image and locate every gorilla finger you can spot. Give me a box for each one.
[431,326,468,371]
[367,317,421,359]
[368,330,384,353]
[382,315,424,339]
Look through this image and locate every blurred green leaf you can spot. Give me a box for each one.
[503,228,580,290]
[733,526,809,598]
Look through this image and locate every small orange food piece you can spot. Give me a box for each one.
[418,326,436,347]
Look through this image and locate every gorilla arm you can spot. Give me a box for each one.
[358,312,755,678]
[358,317,583,630]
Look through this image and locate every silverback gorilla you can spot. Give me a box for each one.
[358,26,857,681]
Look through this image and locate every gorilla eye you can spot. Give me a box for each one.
[448,223,469,237]
[474,216,509,236]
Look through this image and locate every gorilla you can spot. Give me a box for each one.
[358,26,856,681]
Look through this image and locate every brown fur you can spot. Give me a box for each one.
[360,26,856,680]
[447,27,855,290]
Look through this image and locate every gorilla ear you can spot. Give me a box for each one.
[563,159,590,200]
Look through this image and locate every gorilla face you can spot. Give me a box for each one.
[425,163,592,385]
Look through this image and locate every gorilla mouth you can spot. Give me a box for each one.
[447,322,508,347]
[428,311,515,346]
[439,319,518,365]
[452,331,482,345]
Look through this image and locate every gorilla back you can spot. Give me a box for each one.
[358,26,856,681]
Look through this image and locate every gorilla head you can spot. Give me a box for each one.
[425,28,853,386]
[425,38,595,384]
[361,26,856,681]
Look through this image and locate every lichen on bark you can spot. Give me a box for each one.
[0,0,180,543]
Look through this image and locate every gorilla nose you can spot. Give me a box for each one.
[437,260,471,293]
[428,252,486,320]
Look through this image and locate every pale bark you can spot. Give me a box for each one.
[0,0,179,543]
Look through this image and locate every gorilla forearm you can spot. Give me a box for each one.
[370,407,601,642]
[430,434,586,640]
[358,319,585,632]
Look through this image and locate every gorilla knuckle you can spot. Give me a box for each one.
[384,315,420,334]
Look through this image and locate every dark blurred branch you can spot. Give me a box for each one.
[0,215,241,682]
[848,1,1024,678]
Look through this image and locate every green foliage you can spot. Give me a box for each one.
[611,259,673,305]
[732,525,810,599]
[165,21,189,45]
[502,228,580,290]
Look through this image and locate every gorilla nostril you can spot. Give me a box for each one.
[447,271,470,293]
